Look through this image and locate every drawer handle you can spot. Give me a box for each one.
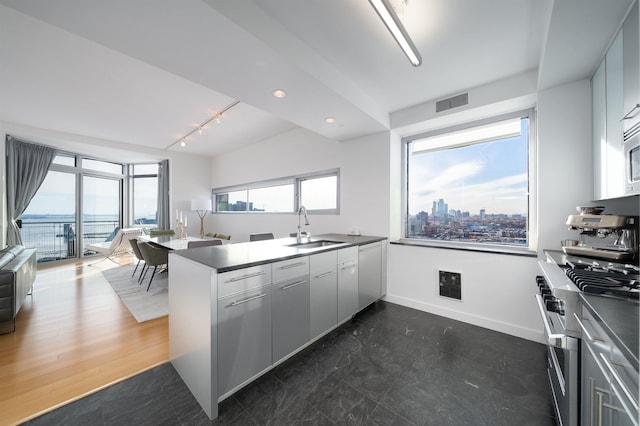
[225,271,266,283]
[359,244,379,252]
[599,353,639,413]
[573,313,602,342]
[314,271,335,279]
[281,280,307,290]
[340,262,357,270]
[621,103,640,121]
[227,293,267,307]
[280,262,306,270]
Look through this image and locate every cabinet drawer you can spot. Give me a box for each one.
[310,250,337,273]
[577,307,611,355]
[217,264,271,299]
[272,256,309,283]
[337,246,358,264]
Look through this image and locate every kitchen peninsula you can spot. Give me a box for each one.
[168,233,387,420]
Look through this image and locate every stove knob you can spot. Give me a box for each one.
[545,299,564,314]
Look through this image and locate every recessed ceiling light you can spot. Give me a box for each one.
[180,140,186,147]
[272,89,287,98]
[325,117,336,124]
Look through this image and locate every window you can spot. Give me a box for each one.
[213,169,339,214]
[300,174,338,211]
[403,109,534,252]
[82,158,123,175]
[130,164,159,228]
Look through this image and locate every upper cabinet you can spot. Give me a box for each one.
[593,1,639,200]
[623,1,640,134]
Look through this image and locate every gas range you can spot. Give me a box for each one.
[536,250,639,426]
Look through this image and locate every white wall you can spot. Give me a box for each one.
[385,78,609,344]
[0,120,212,246]
[209,127,390,242]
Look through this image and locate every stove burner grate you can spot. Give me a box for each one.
[564,264,639,299]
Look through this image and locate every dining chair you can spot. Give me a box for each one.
[128,238,146,281]
[249,233,274,241]
[136,241,169,291]
[149,229,175,237]
[187,239,223,248]
[205,232,231,240]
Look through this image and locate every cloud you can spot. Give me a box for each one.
[410,173,528,215]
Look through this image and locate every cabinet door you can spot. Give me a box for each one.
[272,275,310,363]
[623,1,640,133]
[337,259,358,323]
[310,251,338,340]
[310,265,337,339]
[218,286,272,395]
[606,30,625,199]
[594,58,607,200]
[582,341,609,426]
[358,242,382,310]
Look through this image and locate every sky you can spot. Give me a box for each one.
[408,120,529,216]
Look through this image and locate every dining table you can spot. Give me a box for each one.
[138,235,223,250]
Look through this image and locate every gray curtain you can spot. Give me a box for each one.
[157,159,170,230]
[6,136,57,245]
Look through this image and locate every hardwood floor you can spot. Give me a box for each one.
[0,257,169,426]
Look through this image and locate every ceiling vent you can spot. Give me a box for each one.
[435,93,468,113]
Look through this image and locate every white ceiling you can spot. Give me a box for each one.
[0,0,634,159]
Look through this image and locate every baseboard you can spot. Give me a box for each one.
[383,293,546,345]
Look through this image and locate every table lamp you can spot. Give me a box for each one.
[191,199,212,238]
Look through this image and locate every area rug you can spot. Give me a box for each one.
[101,264,168,323]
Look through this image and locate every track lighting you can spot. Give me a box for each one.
[165,100,240,150]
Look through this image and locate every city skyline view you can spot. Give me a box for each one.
[407,119,529,218]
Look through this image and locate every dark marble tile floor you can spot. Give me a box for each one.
[24,301,556,425]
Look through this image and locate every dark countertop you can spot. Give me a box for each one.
[171,233,386,273]
[580,293,639,371]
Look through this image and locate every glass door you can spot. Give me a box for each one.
[21,171,77,263]
[82,176,122,257]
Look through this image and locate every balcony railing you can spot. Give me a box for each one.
[20,220,119,263]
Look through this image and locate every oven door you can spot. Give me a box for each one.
[536,295,580,426]
[624,127,640,196]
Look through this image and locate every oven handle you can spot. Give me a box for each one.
[535,294,578,351]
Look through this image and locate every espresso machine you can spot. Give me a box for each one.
[563,214,638,262]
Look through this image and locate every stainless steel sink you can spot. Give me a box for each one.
[286,240,344,249]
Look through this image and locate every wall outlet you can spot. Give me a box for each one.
[439,270,462,301]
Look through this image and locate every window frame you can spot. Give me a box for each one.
[212,168,340,215]
[400,108,537,255]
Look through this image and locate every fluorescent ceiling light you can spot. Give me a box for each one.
[369,0,422,66]
[412,118,522,154]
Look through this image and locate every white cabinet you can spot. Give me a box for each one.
[593,30,625,200]
[358,241,383,310]
[593,2,640,200]
[217,285,272,396]
[272,257,310,363]
[309,251,337,340]
[337,247,358,323]
[623,1,640,134]
[594,59,607,199]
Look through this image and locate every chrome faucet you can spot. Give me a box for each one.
[297,206,310,242]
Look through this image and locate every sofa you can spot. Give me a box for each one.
[0,245,37,334]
